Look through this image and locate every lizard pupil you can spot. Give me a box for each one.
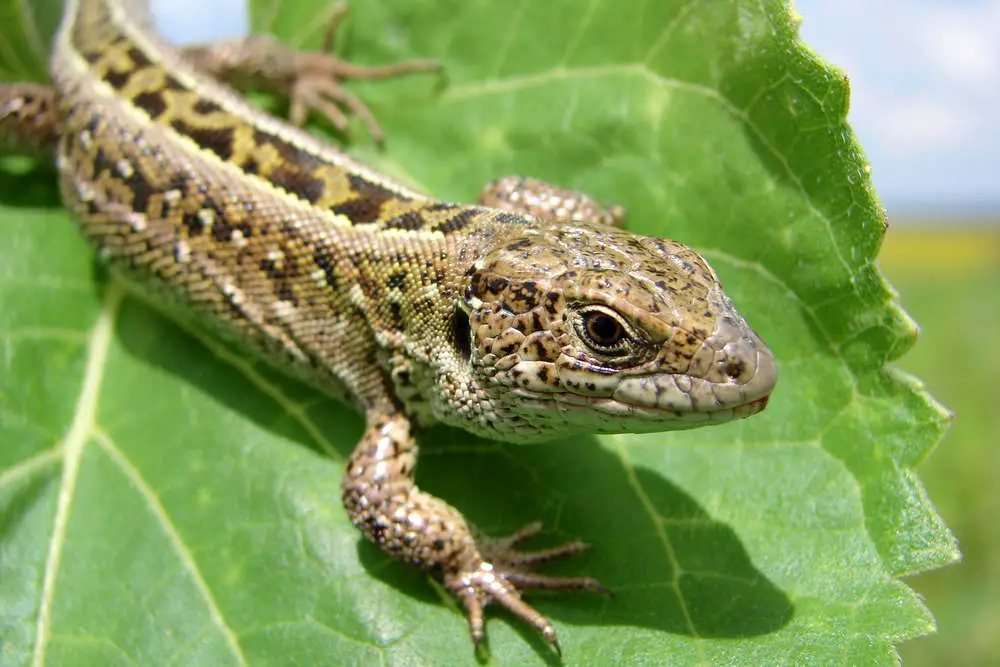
[584,311,624,346]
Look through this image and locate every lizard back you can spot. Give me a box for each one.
[52,0,500,408]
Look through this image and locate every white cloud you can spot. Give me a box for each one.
[797,0,1000,207]
[151,0,247,44]
[879,97,977,153]
[915,5,1000,88]
[839,77,978,157]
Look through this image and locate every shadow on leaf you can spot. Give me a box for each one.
[361,427,794,640]
[112,293,364,461]
[0,157,60,207]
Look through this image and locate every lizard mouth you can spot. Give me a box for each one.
[500,338,777,434]
[608,336,777,415]
[507,380,772,433]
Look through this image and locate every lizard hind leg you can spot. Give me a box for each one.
[478,175,628,228]
[342,410,606,652]
[180,2,440,143]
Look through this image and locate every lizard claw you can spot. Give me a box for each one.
[444,523,608,652]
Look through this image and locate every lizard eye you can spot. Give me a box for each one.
[574,306,632,356]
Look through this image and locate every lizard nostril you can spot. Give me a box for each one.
[723,360,743,381]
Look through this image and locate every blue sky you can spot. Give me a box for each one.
[796,0,999,215]
[151,0,997,216]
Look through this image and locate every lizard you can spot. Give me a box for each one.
[0,0,778,653]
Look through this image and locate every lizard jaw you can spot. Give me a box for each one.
[486,324,776,437]
[497,386,771,437]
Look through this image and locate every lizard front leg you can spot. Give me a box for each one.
[0,83,60,158]
[478,175,628,228]
[342,408,605,652]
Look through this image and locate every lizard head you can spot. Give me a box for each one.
[452,219,776,439]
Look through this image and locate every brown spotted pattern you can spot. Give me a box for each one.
[0,0,776,653]
[68,9,475,237]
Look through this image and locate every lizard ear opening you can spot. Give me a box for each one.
[452,306,472,361]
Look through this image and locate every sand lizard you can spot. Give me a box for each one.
[0,0,778,653]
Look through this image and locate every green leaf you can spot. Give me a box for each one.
[1,0,958,665]
[0,0,61,82]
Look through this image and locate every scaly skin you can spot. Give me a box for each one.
[0,0,777,652]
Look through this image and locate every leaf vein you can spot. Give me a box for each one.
[641,0,702,65]
[612,436,704,653]
[31,282,123,667]
[164,311,339,459]
[556,0,601,67]
[0,447,62,492]
[3,326,92,345]
[92,427,249,667]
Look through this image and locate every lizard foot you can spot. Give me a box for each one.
[444,522,609,653]
[288,2,440,142]
[181,2,439,144]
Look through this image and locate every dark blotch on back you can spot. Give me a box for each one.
[249,129,326,204]
[205,200,233,242]
[126,46,154,70]
[331,197,383,224]
[183,211,205,236]
[270,164,325,204]
[387,271,407,289]
[132,90,168,119]
[103,67,132,90]
[384,211,426,231]
[161,76,186,91]
[312,244,339,288]
[193,98,224,115]
[432,208,478,235]
[276,282,297,304]
[332,174,399,224]
[171,119,235,162]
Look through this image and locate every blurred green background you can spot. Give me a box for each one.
[881,224,1000,666]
